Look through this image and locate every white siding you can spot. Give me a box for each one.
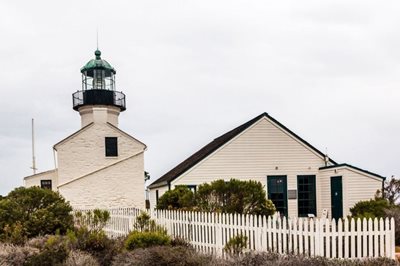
[56,123,145,186]
[59,153,145,209]
[24,169,58,192]
[318,170,332,218]
[171,117,327,218]
[344,168,382,217]
[149,185,169,210]
[318,167,383,218]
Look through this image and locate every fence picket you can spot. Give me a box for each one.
[350,218,355,258]
[73,208,395,259]
[332,219,336,258]
[356,218,362,258]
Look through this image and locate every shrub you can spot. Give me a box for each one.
[0,243,39,266]
[224,234,248,256]
[170,236,191,248]
[156,186,195,210]
[24,235,69,266]
[229,252,399,266]
[196,179,276,216]
[384,206,400,245]
[67,227,122,266]
[64,250,99,266]
[74,209,110,233]
[69,209,122,266]
[132,211,167,234]
[0,186,73,240]
[111,246,217,266]
[124,231,171,250]
[2,221,26,245]
[350,198,391,219]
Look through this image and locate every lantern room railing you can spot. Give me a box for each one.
[72,90,126,111]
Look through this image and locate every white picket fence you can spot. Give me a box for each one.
[75,208,396,259]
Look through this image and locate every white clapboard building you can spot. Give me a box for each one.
[24,50,146,209]
[148,113,385,219]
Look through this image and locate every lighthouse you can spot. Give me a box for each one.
[24,50,147,209]
[73,49,125,127]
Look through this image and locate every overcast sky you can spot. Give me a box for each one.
[0,1,399,196]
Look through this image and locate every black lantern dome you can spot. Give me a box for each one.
[72,50,126,111]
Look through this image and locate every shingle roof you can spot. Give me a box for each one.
[319,164,385,180]
[148,112,337,189]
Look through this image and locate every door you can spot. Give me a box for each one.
[331,176,343,220]
[267,176,288,216]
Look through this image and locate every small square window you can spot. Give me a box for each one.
[105,137,118,157]
[41,180,52,190]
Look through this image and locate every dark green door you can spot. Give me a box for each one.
[267,176,288,216]
[331,176,343,220]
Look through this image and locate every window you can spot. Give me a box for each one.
[41,180,52,190]
[187,185,197,193]
[297,175,316,217]
[105,137,118,157]
[267,176,288,216]
[156,190,159,205]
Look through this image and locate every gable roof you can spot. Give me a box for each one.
[319,163,385,180]
[148,112,337,189]
[53,123,94,149]
[24,169,57,180]
[53,122,147,150]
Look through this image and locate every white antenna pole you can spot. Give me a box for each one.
[96,28,99,50]
[31,118,37,174]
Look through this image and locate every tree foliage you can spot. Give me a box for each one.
[349,198,391,219]
[0,186,73,240]
[156,186,195,210]
[157,179,276,216]
[196,179,275,216]
[382,177,400,205]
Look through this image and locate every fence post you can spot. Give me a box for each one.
[215,213,223,256]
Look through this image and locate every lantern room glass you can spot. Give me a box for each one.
[81,69,115,91]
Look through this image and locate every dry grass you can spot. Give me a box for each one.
[0,243,39,266]
[64,250,99,266]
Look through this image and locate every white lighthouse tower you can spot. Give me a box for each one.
[24,50,147,209]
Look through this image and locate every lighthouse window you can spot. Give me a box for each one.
[40,180,52,190]
[105,137,118,157]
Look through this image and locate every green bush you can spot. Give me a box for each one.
[124,231,171,250]
[132,211,167,234]
[0,187,73,241]
[156,186,195,210]
[74,209,110,233]
[156,180,276,216]
[24,235,69,266]
[69,210,121,266]
[224,234,248,255]
[384,206,400,245]
[350,198,391,219]
[196,179,276,216]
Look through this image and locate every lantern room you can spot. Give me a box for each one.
[72,50,126,111]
